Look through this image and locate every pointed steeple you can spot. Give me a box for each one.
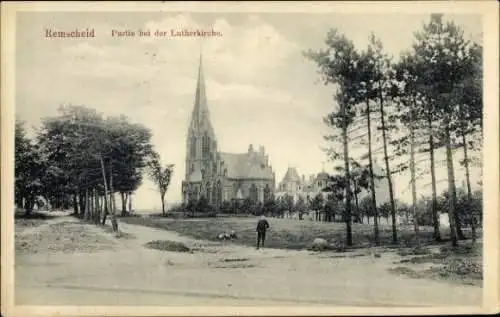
[192,51,209,125]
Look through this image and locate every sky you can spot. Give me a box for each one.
[15,11,483,210]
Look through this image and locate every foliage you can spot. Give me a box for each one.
[15,120,45,214]
[147,151,174,216]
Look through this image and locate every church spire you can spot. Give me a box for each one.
[192,51,208,125]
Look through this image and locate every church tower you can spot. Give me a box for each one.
[183,53,219,202]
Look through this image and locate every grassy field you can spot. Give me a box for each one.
[120,215,452,250]
[120,215,482,285]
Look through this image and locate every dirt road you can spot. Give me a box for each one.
[14,215,482,307]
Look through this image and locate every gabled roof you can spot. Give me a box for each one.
[220,152,274,180]
[281,167,301,183]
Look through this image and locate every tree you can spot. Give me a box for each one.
[295,196,307,220]
[353,40,383,244]
[147,151,174,216]
[309,193,324,221]
[451,42,483,243]
[36,104,154,231]
[393,52,440,242]
[323,194,337,222]
[412,14,478,245]
[349,160,371,223]
[304,28,360,246]
[366,34,399,243]
[15,120,45,214]
[263,198,277,216]
[195,196,213,214]
[281,194,294,217]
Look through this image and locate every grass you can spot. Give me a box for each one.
[15,221,117,254]
[121,215,448,251]
[15,211,57,233]
[144,240,191,253]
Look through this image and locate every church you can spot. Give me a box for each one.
[181,55,276,205]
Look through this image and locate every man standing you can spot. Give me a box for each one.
[256,215,270,249]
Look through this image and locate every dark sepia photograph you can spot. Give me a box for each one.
[2,1,498,316]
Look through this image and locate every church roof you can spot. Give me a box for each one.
[219,152,274,180]
[281,167,301,183]
[316,171,329,180]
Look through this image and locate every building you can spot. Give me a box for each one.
[275,167,330,203]
[181,55,275,205]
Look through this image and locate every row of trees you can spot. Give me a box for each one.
[304,14,482,246]
[175,185,481,231]
[15,105,175,231]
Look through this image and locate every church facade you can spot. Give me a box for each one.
[181,56,276,205]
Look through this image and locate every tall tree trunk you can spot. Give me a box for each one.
[161,192,166,216]
[72,193,78,215]
[427,108,442,242]
[444,122,459,247]
[353,182,361,223]
[89,190,93,221]
[121,192,127,217]
[379,95,397,244]
[85,189,90,220]
[93,189,99,224]
[462,129,476,243]
[78,192,85,218]
[366,99,379,244]
[100,157,110,226]
[109,164,119,232]
[342,101,353,246]
[128,191,132,213]
[410,107,420,245]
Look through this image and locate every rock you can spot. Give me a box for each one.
[311,238,329,251]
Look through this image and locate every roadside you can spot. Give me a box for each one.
[15,213,482,306]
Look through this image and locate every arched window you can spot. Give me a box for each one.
[263,184,271,202]
[217,180,222,203]
[190,136,197,158]
[250,184,258,203]
[206,182,211,202]
[212,185,217,205]
[202,132,210,160]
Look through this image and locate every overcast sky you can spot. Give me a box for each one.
[16,11,483,210]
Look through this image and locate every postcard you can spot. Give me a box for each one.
[1,1,499,316]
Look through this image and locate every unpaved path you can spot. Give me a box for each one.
[15,215,482,306]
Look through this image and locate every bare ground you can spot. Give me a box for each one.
[14,213,482,306]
